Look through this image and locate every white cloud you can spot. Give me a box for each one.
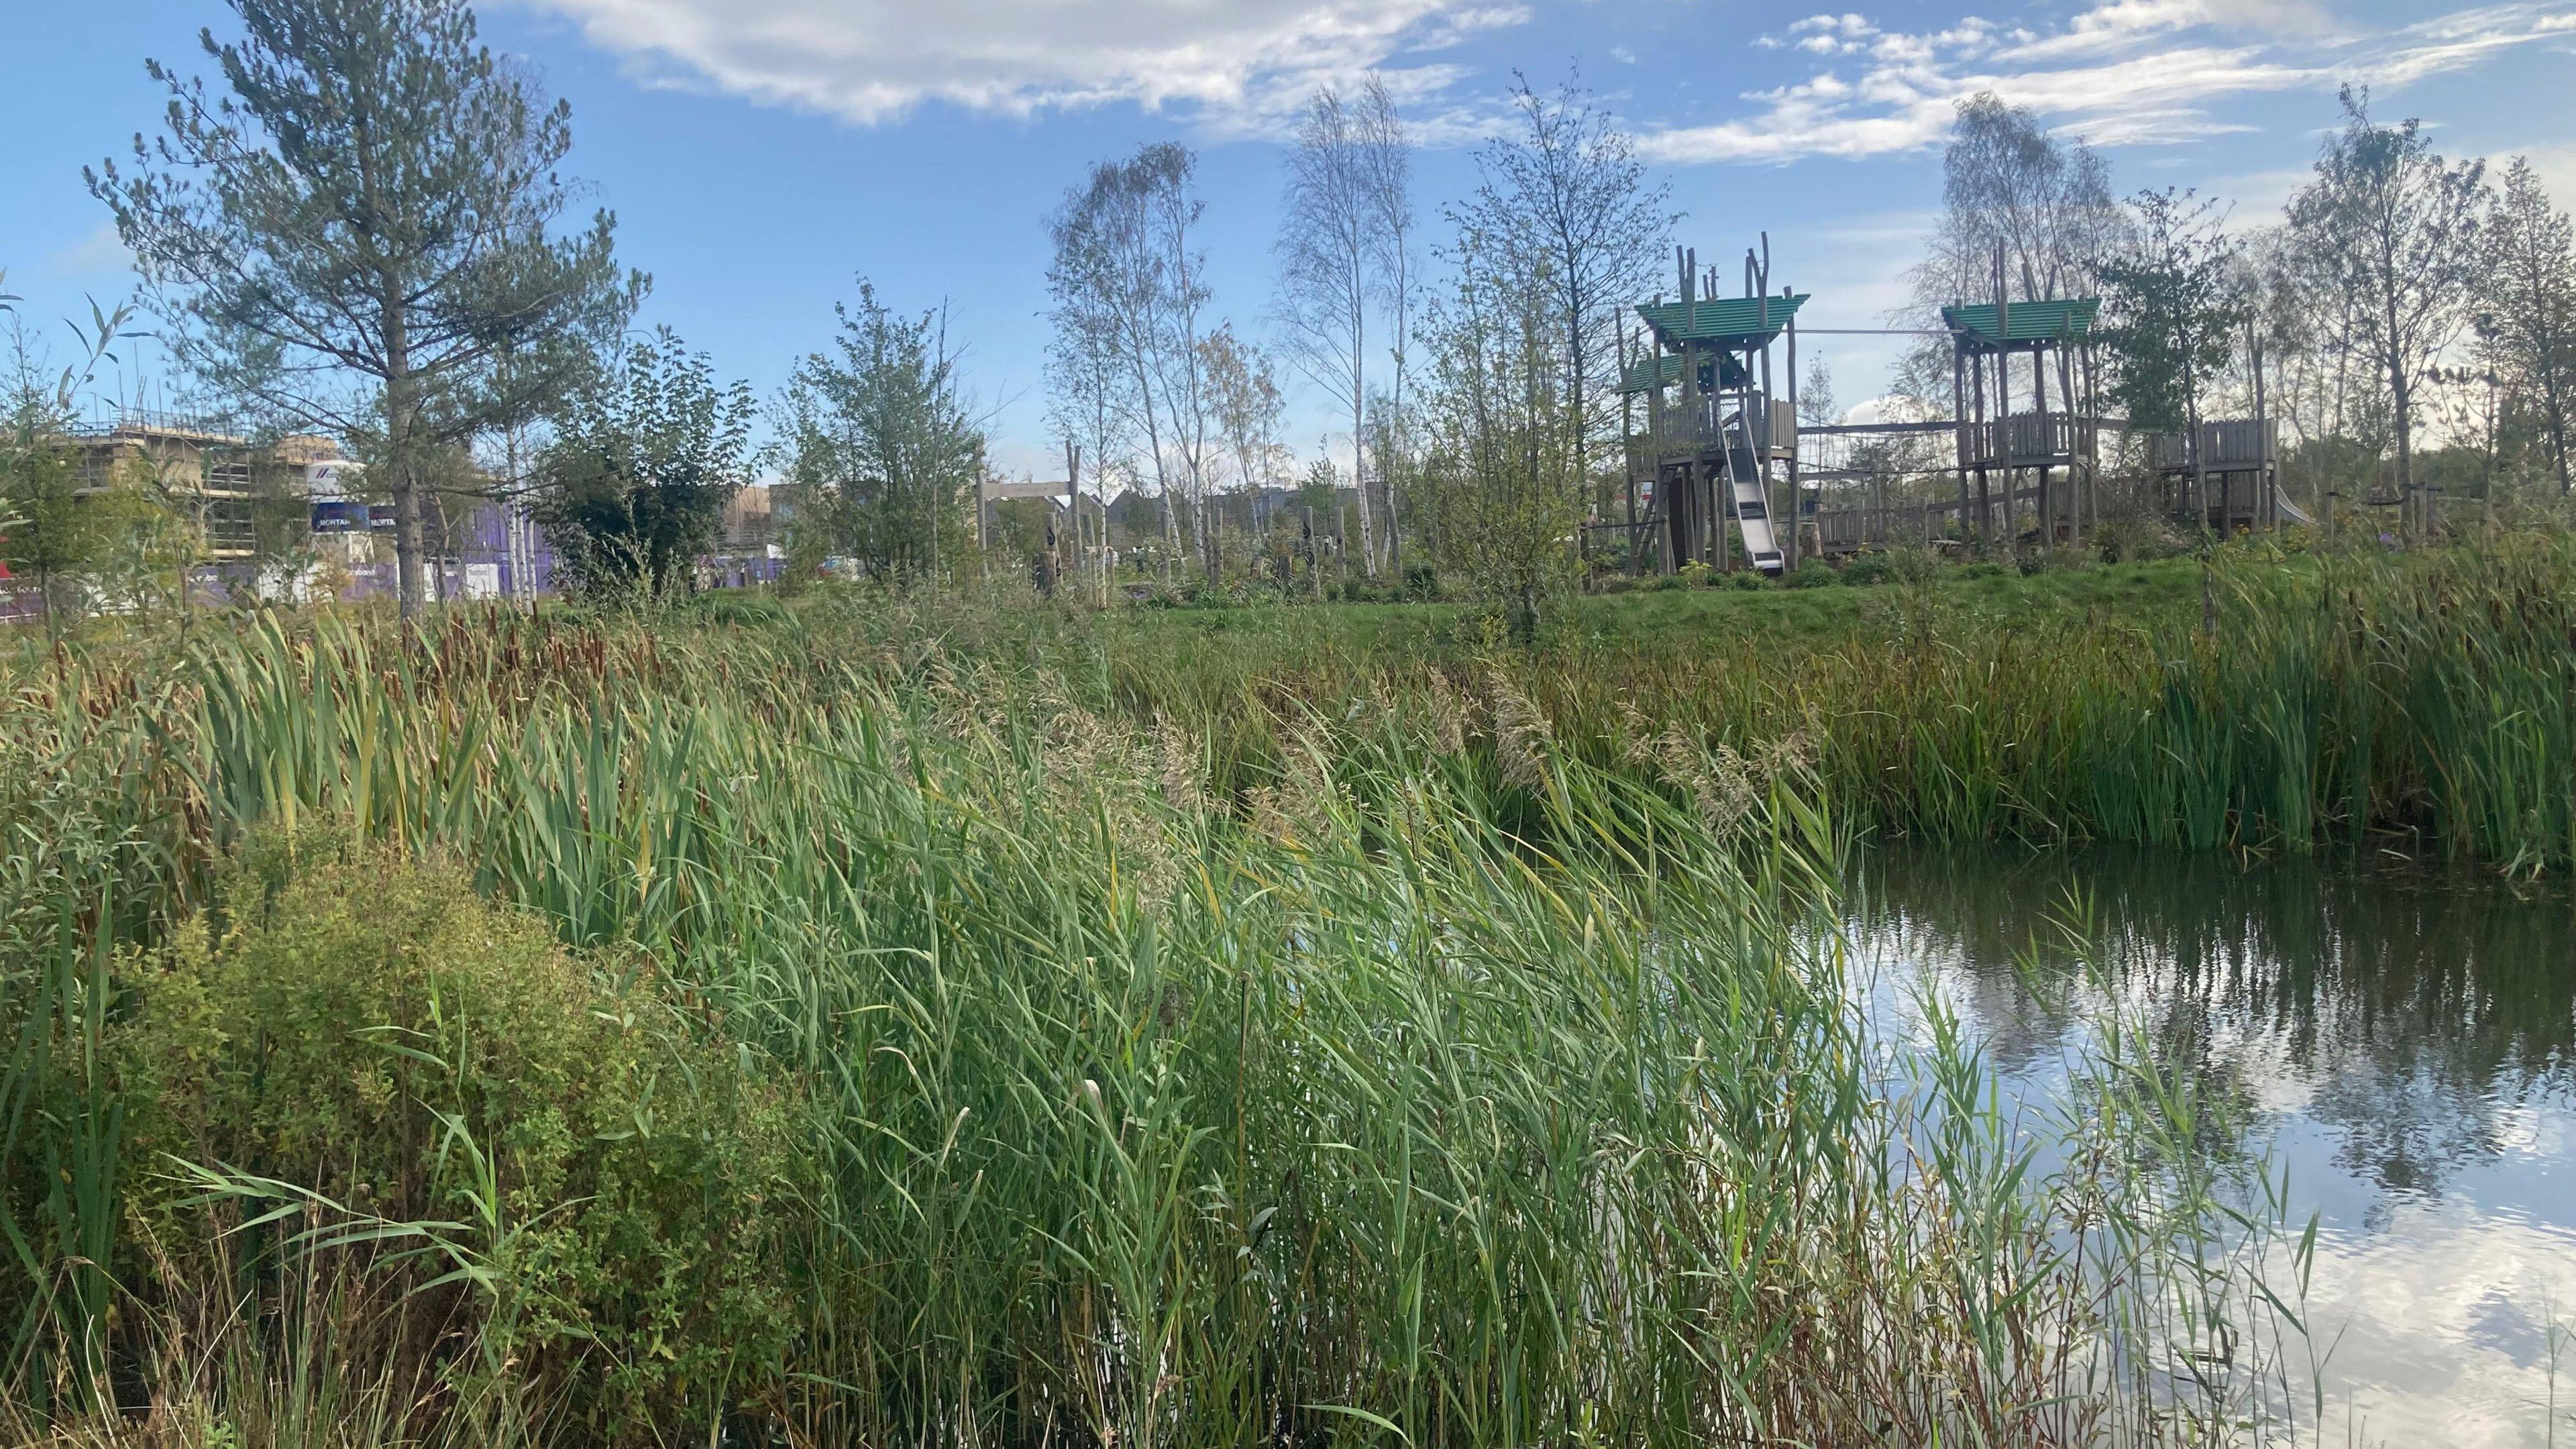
[46,223,133,278]
[1642,0,2576,165]
[509,0,1528,135]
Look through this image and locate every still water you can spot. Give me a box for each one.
[1848,845,2576,1448]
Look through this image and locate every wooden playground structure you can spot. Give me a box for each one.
[1605,239,2300,575]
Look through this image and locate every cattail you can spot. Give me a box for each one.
[1485,668,1554,790]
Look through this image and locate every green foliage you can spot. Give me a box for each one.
[2481,158,2576,495]
[0,589,2354,1446]
[116,834,800,1431]
[780,280,987,582]
[88,0,643,616]
[2284,87,2489,514]
[24,539,2576,1442]
[537,327,754,600]
[2098,187,2251,439]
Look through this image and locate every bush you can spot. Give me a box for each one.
[1650,574,1688,592]
[117,835,802,1430]
[1725,569,1772,590]
[1841,551,1893,586]
[1786,558,1839,588]
[1960,560,2008,580]
[692,588,788,625]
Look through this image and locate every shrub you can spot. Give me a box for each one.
[1786,558,1839,588]
[1725,568,1772,590]
[1841,551,1892,586]
[117,834,802,1432]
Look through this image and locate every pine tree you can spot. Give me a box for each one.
[90,0,640,616]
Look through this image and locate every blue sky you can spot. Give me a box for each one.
[5,0,2572,478]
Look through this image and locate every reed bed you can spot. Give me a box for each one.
[0,600,2320,1447]
[1066,537,2576,872]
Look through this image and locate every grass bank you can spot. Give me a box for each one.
[1,602,2301,1447]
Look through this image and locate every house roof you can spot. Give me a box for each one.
[1942,298,2100,347]
[1635,293,1811,348]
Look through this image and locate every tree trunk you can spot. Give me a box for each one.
[384,356,426,618]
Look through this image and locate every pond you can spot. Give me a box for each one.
[1850,845,2576,1448]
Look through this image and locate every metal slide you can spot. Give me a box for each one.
[1722,417,1785,574]
[2275,489,2312,527]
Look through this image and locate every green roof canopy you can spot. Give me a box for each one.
[1617,352,1752,396]
[1942,298,2100,347]
[1635,293,1810,349]
[1618,354,1685,395]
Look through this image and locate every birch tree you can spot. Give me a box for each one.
[1276,87,1383,576]
[1048,144,1210,581]
[2286,87,2487,531]
[1359,76,1417,570]
[90,0,639,617]
[2481,158,2576,494]
[1896,93,2124,400]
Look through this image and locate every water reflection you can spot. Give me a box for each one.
[1847,845,2576,1447]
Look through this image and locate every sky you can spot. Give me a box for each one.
[4,0,2573,480]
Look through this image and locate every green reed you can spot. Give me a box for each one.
[0,602,2320,1446]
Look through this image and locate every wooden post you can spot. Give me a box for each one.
[1992,246,2010,547]
[1620,317,1640,575]
[1952,333,1970,549]
[1783,282,1801,569]
[2033,338,2051,546]
[2251,321,2271,532]
[1972,345,1990,547]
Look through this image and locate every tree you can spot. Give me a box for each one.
[2481,158,2576,494]
[1,326,109,637]
[1798,355,1838,429]
[1898,93,2125,400]
[2286,87,2487,533]
[1448,72,1673,498]
[535,327,751,599]
[780,282,989,582]
[1046,144,1213,582]
[1415,215,1587,644]
[1201,325,1285,514]
[0,292,166,637]
[2099,189,2253,525]
[1275,80,1413,577]
[91,0,641,618]
[1360,76,1418,566]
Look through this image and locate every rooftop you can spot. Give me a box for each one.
[1941,298,2100,348]
[1634,292,1811,349]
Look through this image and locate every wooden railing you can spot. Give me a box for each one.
[2148,419,2279,472]
[1962,413,2093,466]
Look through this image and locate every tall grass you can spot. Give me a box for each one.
[0,603,2317,1446]
[1075,538,2576,872]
